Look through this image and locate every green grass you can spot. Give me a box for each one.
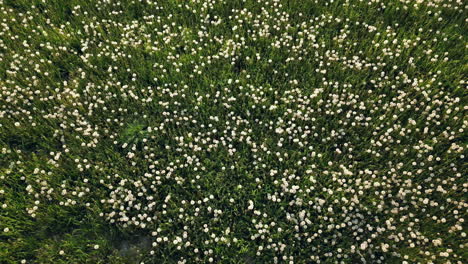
[0,0,467,263]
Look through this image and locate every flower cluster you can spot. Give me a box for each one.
[0,0,466,263]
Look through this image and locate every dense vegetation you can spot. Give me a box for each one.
[0,0,466,263]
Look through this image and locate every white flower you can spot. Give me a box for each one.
[360,241,368,250]
[247,200,254,210]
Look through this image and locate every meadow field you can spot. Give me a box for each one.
[0,0,466,263]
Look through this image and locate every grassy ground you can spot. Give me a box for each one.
[0,0,466,263]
